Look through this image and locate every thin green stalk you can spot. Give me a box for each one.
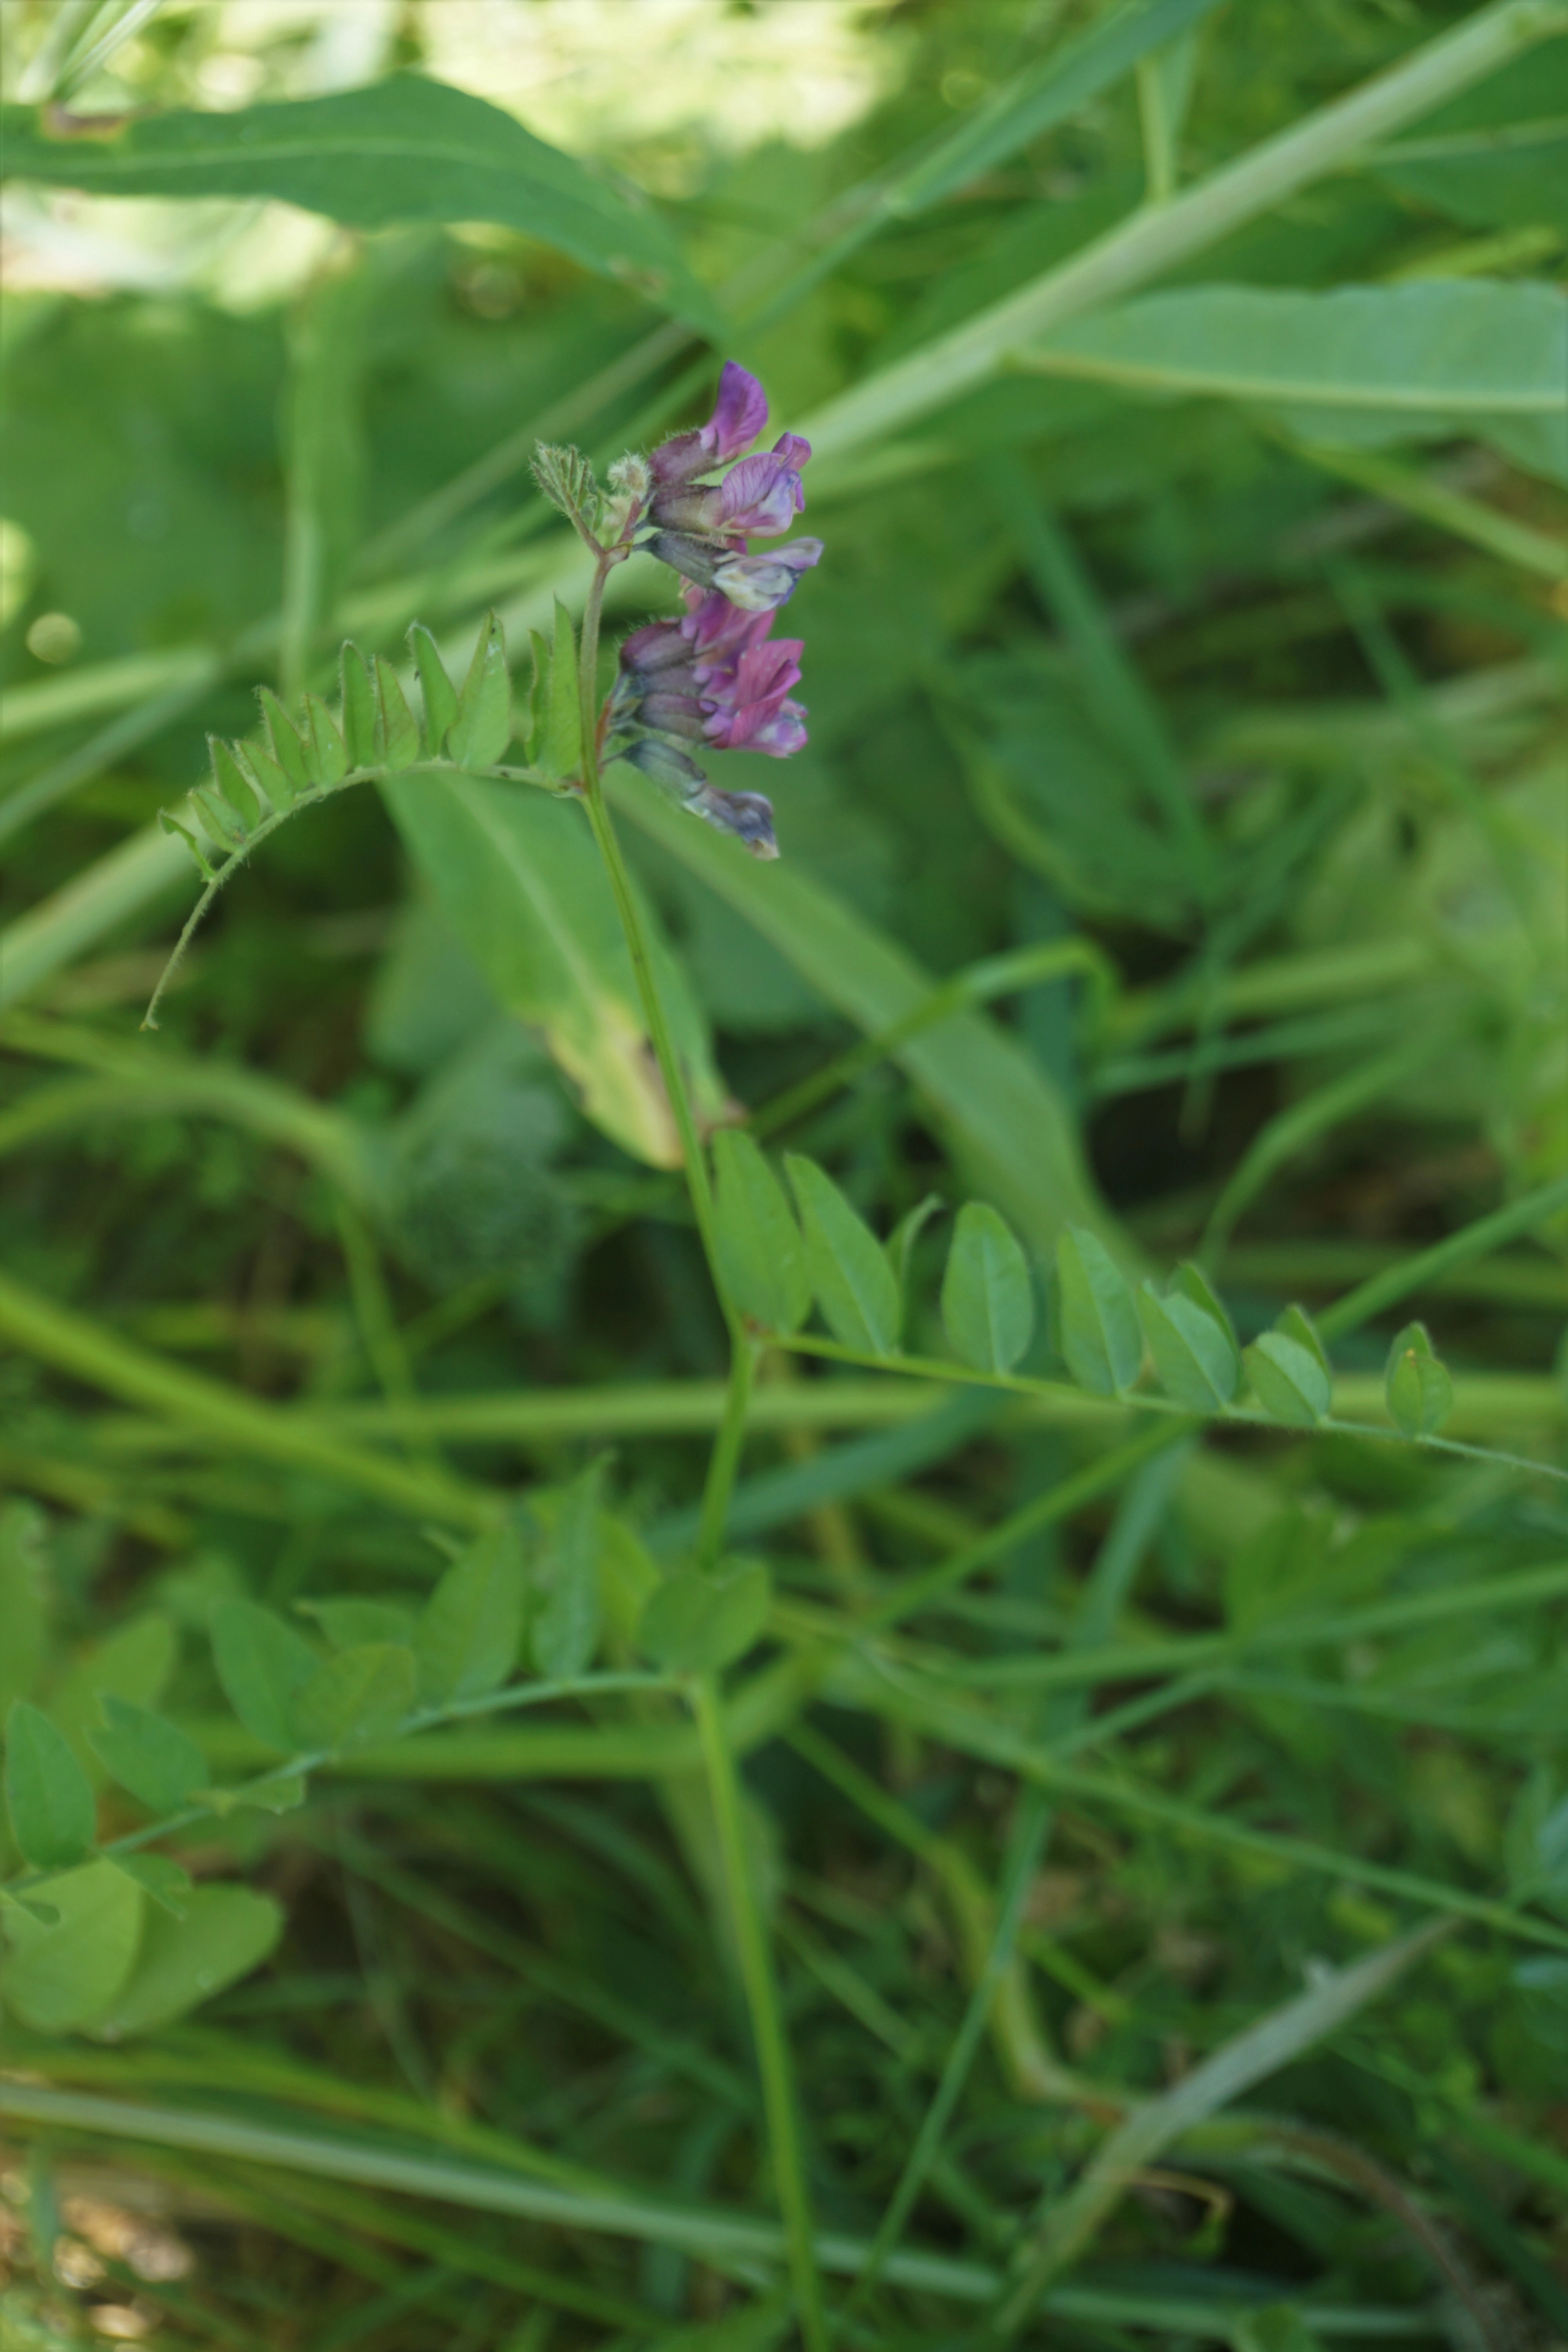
[697,1336,760,1571]
[691,1675,830,2352]
[1318,1171,1568,1339]
[573,558,725,1299]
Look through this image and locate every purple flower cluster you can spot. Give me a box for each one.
[609,362,821,858]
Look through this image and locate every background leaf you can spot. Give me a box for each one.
[5,1701,96,1871]
[637,1562,771,1675]
[532,1461,605,1680]
[712,1131,810,1334]
[415,1519,528,1704]
[94,1885,284,2040]
[1055,1226,1142,1396]
[88,1695,208,1817]
[210,1601,320,1756]
[1,1860,142,2034]
[0,78,718,328]
[290,1643,417,1751]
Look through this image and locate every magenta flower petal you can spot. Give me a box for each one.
[715,452,801,537]
[703,361,769,461]
[771,432,811,474]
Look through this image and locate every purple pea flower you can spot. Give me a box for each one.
[647,532,823,611]
[650,440,809,538]
[700,637,804,752]
[650,360,770,486]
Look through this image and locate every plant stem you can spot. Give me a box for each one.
[692,1673,830,2352]
[696,1335,759,1570]
[574,556,727,1301]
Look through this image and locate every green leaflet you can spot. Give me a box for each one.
[446,609,514,772]
[339,644,380,768]
[384,772,727,1169]
[93,1884,283,2040]
[88,1694,208,1816]
[638,1562,772,1675]
[532,1461,605,1680]
[0,78,719,332]
[941,1202,1034,1374]
[606,767,1112,1252]
[1055,1225,1142,1396]
[0,1859,142,2034]
[211,1599,321,1756]
[415,1519,528,1705]
[111,1853,194,1919]
[4,1701,95,1871]
[1137,1282,1240,1410]
[295,1599,415,1652]
[408,622,460,756]
[537,598,583,783]
[1385,1320,1455,1438]
[1020,281,1568,483]
[49,1613,177,1782]
[786,1154,902,1358]
[290,1644,418,1751]
[712,1131,811,1335]
[1244,1330,1333,1427]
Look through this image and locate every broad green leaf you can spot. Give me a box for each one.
[638,1562,771,1675]
[5,1700,95,1870]
[111,1853,194,1919]
[1385,1320,1454,1439]
[0,1498,48,1716]
[415,1519,528,1705]
[447,610,512,772]
[1020,281,1568,483]
[408,622,459,756]
[0,80,717,330]
[302,692,348,783]
[256,685,312,788]
[1056,1225,1141,1395]
[94,1885,283,2040]
[1244,1332,1332,1427]
[786,1154,901,1357]
[339,643,379,767]
[0,1859,142,2034]
[295,1598,414,1651]
[88,1695,207,1816]
[539,597,583,783]
[1371,46,1568,238]
[606,768,1114,1252]
[210,1599,320,1755]
[1138,1283,1238,1409]
[712,1130,810,1334]
[374,655,421,771]
[383,772,726,1168]
[532,1461,604,1681]
[942,1201,1034,1373]
[290,1643,417,1751]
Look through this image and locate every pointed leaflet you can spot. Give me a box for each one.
[1138,1282,1238,1410]
[786,1154,901,1357]
[302,693,348,783]
[5,1702,96,1870]
[539,599,582,783]
[1244,1331,1332,1427]
[290,1643,417,1751]
[383,772,727,1168]
[638,1561,771,1675]
[339,643,379,767]
[1276,1303,1330,1380]
[712,1130,810,1334]
[0,1860,142,2035]
[1056,1225,1141,1395]
[415,1517,528,1704]
[95,1885,284,2040]
[211,1599,320,1755]
[240,734,297,813]
[1385,1320,1454,1438]
[374,655,421,771]
[447,610,513,772]
[887,1193,943,1301]
[532,1460,604,1680]
[1171,1261,1242,1388]
[256,685,312,789]
[942,1201,1034,1374]
[209,736,263,827]
[89,1695,207,1815]
[409,622,459,756]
